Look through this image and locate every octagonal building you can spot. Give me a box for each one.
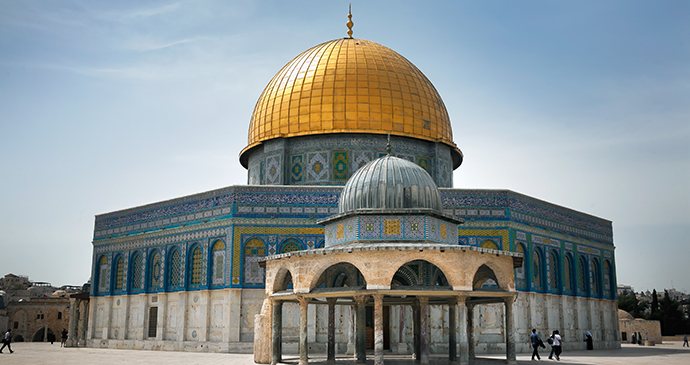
[84,13,620,364]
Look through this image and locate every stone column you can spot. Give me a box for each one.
[448,298,457,365]
[467,303,475,360]
[457,297,469,365]
[418,296,430,365]
[373,294,385,365]
[413,300,420,361]
[271,300,283,365]
[299,297,311,365]
[78,300,88,346]
[347,306,356,355]
[504,297,516,364]
[67,298,78,347]
[327,298,337,364]
[354,295,368,365]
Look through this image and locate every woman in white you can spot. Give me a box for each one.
[551,330,563,361]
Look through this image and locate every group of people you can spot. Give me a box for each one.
[529,329,563,361]
[0,327,69,353]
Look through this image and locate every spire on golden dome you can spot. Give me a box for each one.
[346,4,354,39]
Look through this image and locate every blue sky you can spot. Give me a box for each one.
[1,1,688,293]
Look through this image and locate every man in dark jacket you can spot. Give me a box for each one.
[0,328,14,353]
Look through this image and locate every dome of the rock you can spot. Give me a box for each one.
[240,37,463,169]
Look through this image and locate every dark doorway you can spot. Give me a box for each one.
[365,305,390,350]
[148,307,158,338]
[32,327,55,342]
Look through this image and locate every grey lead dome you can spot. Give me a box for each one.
[338,155,443,213]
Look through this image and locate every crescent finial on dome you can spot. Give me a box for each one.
[346,4,354,39]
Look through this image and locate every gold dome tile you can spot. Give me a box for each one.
[241,38,461,167]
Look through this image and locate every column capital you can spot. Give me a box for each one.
[372,293,384,302]
[502,294,517,304]
[297,296,312,306]
[447,297,458,306]
[326,297,337,306]
[417,296,429,305]
[354,294,369,305]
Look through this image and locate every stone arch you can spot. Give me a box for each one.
[468,256,515,291]
[391,260,449,287]
[32,327,55,342]
[272,267,294,293]
[311,262,367,290]
[473,264,499,289]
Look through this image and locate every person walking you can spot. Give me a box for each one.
[60,328,68,347]
[552,330,563,361]
[547,331,556,360]
[530,329,542,361]
[584,331,593,350]
[0,328,14,354]
[683,334,688,347]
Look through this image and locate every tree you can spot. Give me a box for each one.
[659,290,684,336]
[618,290,648,318]
[650,289,660,320]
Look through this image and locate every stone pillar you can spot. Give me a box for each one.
[67,298,78,347]
[299,297,311,365]
[448,298,457,365]
[347,306,356,355]
[354,295,368,365]
[467,303,475,360]
[327,298,337,364]
[271,300,283,365]
[419,296,430,365]
[504,297,516,364]
[373,294,384,365]
[457,297,469,365]
[78,300,88,346]
[413,300,420,360]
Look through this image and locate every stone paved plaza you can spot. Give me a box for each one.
[0,342,688,365]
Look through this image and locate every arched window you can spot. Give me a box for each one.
[189,246,203,285]
[244,238,266,285]
[130,252,143,291]
[168,248,182,288]
[97,256,108,293]
[148,250,161,290]
[578,256,588,296]
[280,239,301,254]
[113,256,124,291]
[548,250,560,293]
[564,253,574,293]
[211,240,226,286]
[604,260,615,298]
[591,258,601,297]
[533,248,544,291]
[480,240,499,250]
[514,243,527,290]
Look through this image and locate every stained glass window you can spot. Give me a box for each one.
[533,250,542,289]
[212,240,225,285]
[190,246,202,285]
[280,240,300,254]
[169,249,181,287]
[150,251,161,289]
[131,253,143,290]
[98,256,108,292]
[578,256,587,295]
[549,250,559,292]
[591,259,600,297]
[480,240,499,250]
[514,243,526,290]
[564,254,573,292]
[114,257,124,290]
[244,238,266,285]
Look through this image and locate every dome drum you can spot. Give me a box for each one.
[244,133,456,187]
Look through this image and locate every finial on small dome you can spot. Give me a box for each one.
[386,133,391,156]
[346,4,354,39]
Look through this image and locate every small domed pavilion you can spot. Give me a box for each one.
[255,151,523,365]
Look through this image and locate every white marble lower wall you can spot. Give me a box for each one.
[87,291,620,354]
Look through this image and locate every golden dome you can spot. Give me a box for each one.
[240,38,462,168]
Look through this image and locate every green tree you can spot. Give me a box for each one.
[650,289,660,320]
[659,290,684,336]
[618,290,648,318]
